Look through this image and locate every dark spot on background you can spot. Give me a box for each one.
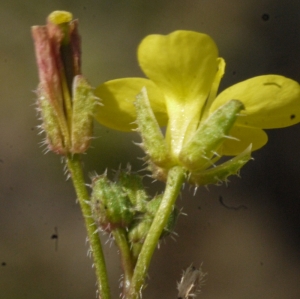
[52,227,58,251]
[1,262,6,266]
[290,114,296,120]
[51,234,58,239]
[262,13,270,21]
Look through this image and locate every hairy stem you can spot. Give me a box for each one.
[67,154,111,299]
[112,228,134,295]
[127,166,186,299]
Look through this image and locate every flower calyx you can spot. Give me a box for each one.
[134,87,250,186]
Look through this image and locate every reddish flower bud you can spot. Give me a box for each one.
[32,11,94,155]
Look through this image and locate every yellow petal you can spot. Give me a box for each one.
[48,11,73,24]
[138,31,218,103]
[221,125,268,156]
[94,78,167,131]
[138,31,219,156]
[201,57,226,120]
[211,75,300,129]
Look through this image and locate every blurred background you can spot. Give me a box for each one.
[1,0,300,298]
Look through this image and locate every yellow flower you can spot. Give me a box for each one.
[94,31,300,184]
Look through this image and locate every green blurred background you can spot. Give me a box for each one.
[1,0,300,298]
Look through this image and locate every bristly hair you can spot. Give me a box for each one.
[177,264,207,299]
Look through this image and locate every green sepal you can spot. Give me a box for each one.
[37,88,67,154]
[179,100,244,172]
[91,175,134,231]
[135,87,171,167]
[188,144,252,186]
[71,75,96,153]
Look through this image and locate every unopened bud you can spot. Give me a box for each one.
[117,170,149,213]
[32,11,94,155]
[91,175,134,232]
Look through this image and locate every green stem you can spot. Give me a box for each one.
[66,154,111,299]
[127,166,186,299]
[112,228,134,295]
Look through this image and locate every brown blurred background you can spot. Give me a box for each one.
[0,0,300,298]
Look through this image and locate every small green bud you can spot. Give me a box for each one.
[117,170,149,213]
[179,100,244,172]
[91,175,134,231]
[128,218,152,244]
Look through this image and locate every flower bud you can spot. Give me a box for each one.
[117,170,149,213]
[91,175,134,232]
[128,219,152,260]
[32,11,94,155]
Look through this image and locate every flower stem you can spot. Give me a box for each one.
[66,154,111,299]
[112,228,134,295]
[127,166,186,299]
